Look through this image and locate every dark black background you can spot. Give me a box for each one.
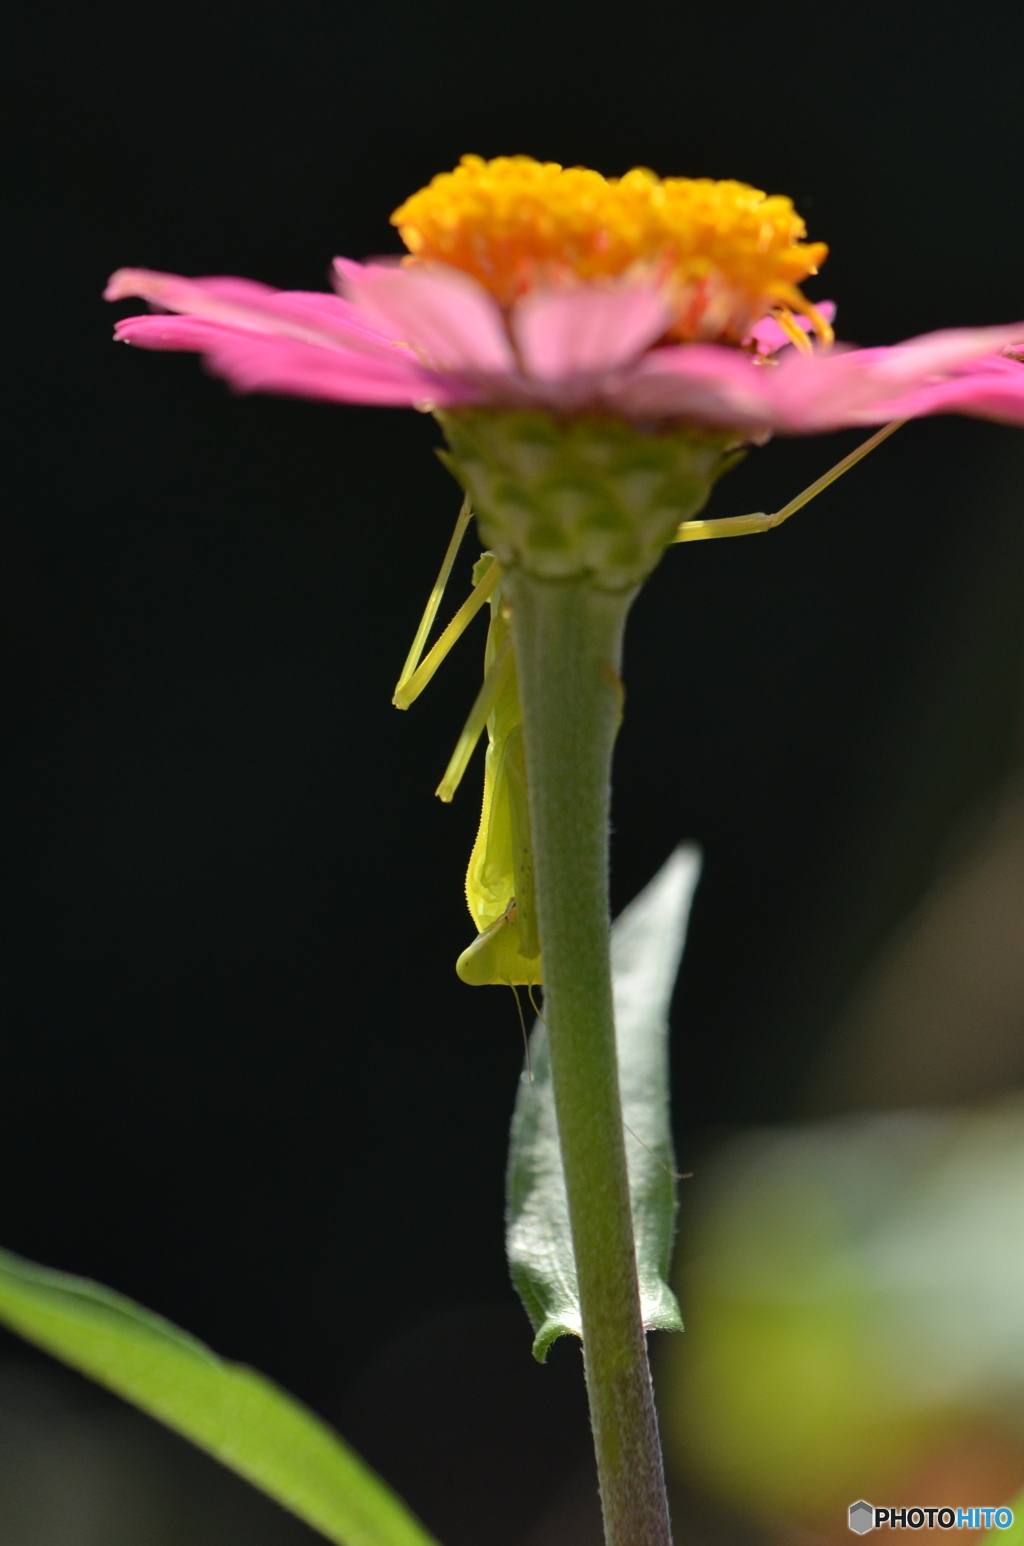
[4,1,1024,1539]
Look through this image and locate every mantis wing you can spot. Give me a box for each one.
[459,575,542,987]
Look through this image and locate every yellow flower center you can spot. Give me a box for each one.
[391,154,831,348]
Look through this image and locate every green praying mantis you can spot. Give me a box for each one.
[393,419,905,989]
[393,497,541,988]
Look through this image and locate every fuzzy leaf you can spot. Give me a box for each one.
[0,1246,439,1546]
[506,846,699,1360]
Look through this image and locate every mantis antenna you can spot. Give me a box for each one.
[673,418,907,543]
[507,985,533,1082]
[622,1121,691,1183]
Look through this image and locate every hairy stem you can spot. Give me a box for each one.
[507,568,672,1546]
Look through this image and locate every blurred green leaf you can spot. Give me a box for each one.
[982,1490,1024,1546]
[0,1246,439,1546]
[507,846,699,1360]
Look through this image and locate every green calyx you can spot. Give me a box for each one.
[436,409,740,589]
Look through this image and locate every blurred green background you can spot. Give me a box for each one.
[4,0,1024,1539]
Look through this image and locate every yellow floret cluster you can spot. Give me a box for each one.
[391,155,830,345]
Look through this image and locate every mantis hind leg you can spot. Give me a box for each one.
[673,419,906,543]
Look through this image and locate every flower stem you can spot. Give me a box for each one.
[507,568,673,1546]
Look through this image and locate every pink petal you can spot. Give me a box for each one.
[846,355,1024,428]
[105,268,397,358]
[607,344,782,426]
[114,314,260,350]
[765,323,1024,430]
[333,259,516,374]
[114,312,462,407]
[610,323,1024,433]
[819,322,1024,393]
[746,300,836,356]
[511,282,672,380]
[199,334,464,406]
[105,269,280,309]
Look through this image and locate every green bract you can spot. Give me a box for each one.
[436,411,738,588]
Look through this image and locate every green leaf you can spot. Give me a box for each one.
[506,845,699,1360]
[0,1246,439,1546]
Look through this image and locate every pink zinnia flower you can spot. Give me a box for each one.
[107,155,1023,441]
